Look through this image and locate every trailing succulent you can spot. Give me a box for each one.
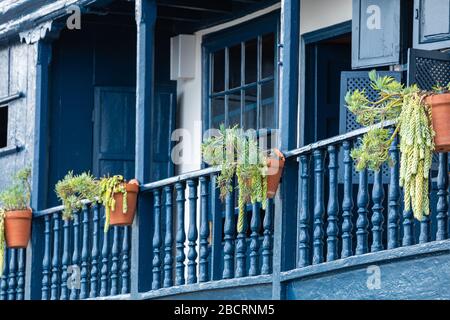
[202,125,268,233]
[55,171,98,220]
[345,70,449,220]
[98,175,127,233]
[0,167,31,276]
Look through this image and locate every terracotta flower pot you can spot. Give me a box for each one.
[5,209,32,249]
[266,148,285,199]
[109,179,140,227]
[427,93,450,152]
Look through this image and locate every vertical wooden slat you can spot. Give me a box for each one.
[436,152,449,241]
[7,249,16,300]
[50,213,60,300]
[235,205,248,278]
[210,174,223,281]
[249,202,261,276]
[297,155,310,267]
[419,179,431,244]
[312,149,325,265]
[1,250,9,300]
[356,168,369,255]
[121,226,130,294]
[163,186,173,288]
[89,203,100,298]
[261,198,274,274]
[110,226,120,295]
[100,220,109,297]
[152,189,162,290]
[16,249,25,300]
[326,145,339,261]
[41,215,51,300]
[341,141,354,258]
[60,217,71,300]
[402,206,415,246]
[199,177,210,282]
[371,170,385,252]
[69,211,80,300]
[223,182,235,279]
[187,179,198,284]
[175,182,186,286]
[388,135,401,249]
[80,205,90,299]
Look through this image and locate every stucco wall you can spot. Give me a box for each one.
[0,41,36,193]
[175,0,352,175]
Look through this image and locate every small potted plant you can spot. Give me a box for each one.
[202,125,285,233]
[98,175,139,232]
[346,70,450,221]
[55,171,99,220]
[0,168,32,276]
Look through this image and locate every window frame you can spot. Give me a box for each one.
[202,12,280,133]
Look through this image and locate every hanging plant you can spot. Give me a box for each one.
[0,167,32,277]
[55,171,99,220]
[202,125,279,233]
[345,70,450,220]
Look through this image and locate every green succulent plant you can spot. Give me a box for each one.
[55,171,99,220]
[202,125,268,233]
[0,167,32,277]
[346,70,438,221]
[98,175,128,233]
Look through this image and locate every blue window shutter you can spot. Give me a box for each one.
[408,48,450,89]
[352,0,402,69]
[413,0,450,50]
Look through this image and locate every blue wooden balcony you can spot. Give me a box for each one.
[2,123,450,300]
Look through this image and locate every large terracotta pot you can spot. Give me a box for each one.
[5,209,32,249]
[109,179,140,227]
[427,93,450,152]
[266,148,285,199]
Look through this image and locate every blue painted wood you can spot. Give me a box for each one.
[199,177,210,282]
[152,189,162,290]
[261,199,274,275]
[42,215,52,300]
[100,218,110,297]
[436,153,449,241]
[70,211,80,300]
[414,0,450,50]
[1,250,8,300]
[298,155,310,267]
[356,167,369,255]
[175,182,186,286]
[341,141,354,258]
[419,179,431,244]
[7,249,16,300]
[402,209,415,246]
[223,182,236,279]
[388,134,401,249]
[89,203,100,298]
[80,205,90,299]
[16,249,25,300]
[312,150,325,265]
[236,205,248,278]
[121,226,130,294]
[111,226,120,296]
[371,170,385,252]
[187,179,198,284]
[163,185,174,288]
[326,145,339,261]
[210,174,223,281]
[249,202,261,276]
[50,213,60,300]
[60,217,71,300]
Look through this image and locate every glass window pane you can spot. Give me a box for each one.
[213,50,225,93]
[262,33,275,79]
[211,96,225,128]
[243,86,257,130]
[260,81,275,129]
[229,44,241,89]
[228,93,241,127]
[245,38,257,84]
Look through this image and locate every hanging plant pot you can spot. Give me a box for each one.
[109,179,140,227]
[5,209,32,249]
[427,93,450,152]
[266,148,285,199]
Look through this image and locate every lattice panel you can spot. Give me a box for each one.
[411,54,450,90]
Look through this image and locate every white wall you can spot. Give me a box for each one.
[175,0,352,175]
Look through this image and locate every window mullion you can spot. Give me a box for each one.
[225,46,230,127]
[256,35,262,130]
